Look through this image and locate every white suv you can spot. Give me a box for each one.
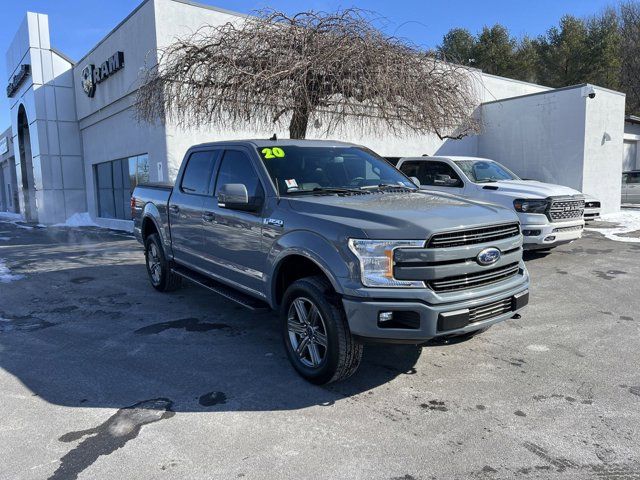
[397,156,585,251]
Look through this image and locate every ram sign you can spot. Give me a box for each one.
[81,51,125,98]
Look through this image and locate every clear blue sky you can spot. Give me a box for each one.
[1,0,613,129]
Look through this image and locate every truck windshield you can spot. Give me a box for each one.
[456,160,520,183]
[257,146,417,194]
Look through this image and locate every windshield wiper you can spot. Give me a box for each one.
[359,183,413,190]
[287,186,364,196]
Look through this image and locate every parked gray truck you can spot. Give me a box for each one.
[132,140,530,384]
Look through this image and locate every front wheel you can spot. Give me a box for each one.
[281,276,363,384]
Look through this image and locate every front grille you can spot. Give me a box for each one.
[428,262,520,293]
[548,197,585,222]
[552,225,583,233]
[427,223,520,248]
[469,298,513,323]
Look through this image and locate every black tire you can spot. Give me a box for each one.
[281,275,363,385]
[144,233,182,292]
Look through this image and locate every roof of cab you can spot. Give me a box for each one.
[399,155,495,162]
[190,138,359,149]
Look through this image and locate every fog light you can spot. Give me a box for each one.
[378,311,394,322]
[544,235,556,242]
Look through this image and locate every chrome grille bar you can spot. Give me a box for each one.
[428,223,520,248]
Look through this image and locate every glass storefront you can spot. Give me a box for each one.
[95,154,149,219]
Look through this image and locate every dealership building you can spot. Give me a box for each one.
[1,0,631,226]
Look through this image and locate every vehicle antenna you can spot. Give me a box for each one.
[270,133,277,141]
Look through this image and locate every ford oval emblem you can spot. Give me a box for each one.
[477,247,501,266]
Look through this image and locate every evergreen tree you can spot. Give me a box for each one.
[473,25,517,77]
[438,28,476,66]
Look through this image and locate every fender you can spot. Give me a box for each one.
[266,230,353,307]
[141,203,173,259]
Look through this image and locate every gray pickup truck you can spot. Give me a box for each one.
[132,139,530,384]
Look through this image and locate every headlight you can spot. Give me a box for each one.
[348,239,425,288]
[513,199,548,214]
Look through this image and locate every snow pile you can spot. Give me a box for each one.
[586,210,640,243]
[0,259,23,283]
[0,212,23,222]
[53,212,98,228]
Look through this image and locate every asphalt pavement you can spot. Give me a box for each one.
[0,220,638,479]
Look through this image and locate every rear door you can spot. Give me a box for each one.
[168,149,219,270]
[201,148,266,297]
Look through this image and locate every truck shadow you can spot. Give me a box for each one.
[0,224,425,413]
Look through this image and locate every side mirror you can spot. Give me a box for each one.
[410,176,421,187]
[434,174,460,187]
[217,183,264,212]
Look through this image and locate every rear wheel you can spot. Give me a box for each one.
[144,233,182,292]
[281,276,363,384]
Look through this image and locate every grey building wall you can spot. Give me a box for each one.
[0,127,19,213]
[73,0,167,228]
[5,12,86,223]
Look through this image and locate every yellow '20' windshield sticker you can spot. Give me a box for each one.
[261,147,285,159]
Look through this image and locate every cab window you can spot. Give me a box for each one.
[214,150,264,202]
[400,161,463,188]
[181,150,217,195]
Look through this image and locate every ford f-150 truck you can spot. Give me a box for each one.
[132,140,530,384]
[397,156,586,251]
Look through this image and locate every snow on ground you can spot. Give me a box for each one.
[586,210,640,243]
[0,259,23,283]
[0,212,23,222]
[53,212,98,228]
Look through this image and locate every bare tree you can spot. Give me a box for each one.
[136,9,479,139]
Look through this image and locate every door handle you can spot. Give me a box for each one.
[169,205,180,214]
[202,211,216,222]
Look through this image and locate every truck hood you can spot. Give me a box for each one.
[480,180,583,199]
[286,191,519,239]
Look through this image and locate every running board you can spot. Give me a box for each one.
[171,265,270,312]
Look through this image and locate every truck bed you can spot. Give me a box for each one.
[132,183,173,239]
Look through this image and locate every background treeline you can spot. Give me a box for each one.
[437,1,640,113]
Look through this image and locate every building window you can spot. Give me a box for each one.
[95,154,149,219]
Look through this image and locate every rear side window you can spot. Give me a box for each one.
[181,151,216,195]
[400,161,462,187]
[215,150,264,201]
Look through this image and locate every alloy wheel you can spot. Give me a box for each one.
[287,297,328,368]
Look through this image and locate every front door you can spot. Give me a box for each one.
[201,148,266,297]
[168,150,219,270]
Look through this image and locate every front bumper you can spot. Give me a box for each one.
[519,215,584,249]
[584,207,601,222]
[342,280,529,343]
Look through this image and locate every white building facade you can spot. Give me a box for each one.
[3,0,628,225]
